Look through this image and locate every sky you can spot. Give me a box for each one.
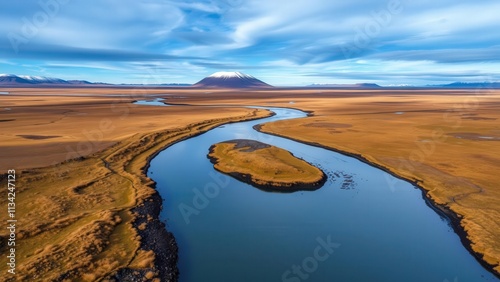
[1,0,500,86]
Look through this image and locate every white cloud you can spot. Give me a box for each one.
[2,0,184,49]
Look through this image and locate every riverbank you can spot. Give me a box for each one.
[255,124,499,277]
[0,92,272,281]
[256,102,500,278]
[111,109,273,281]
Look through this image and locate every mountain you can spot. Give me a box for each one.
[308,83,381,88]
[66,80,95,85]
[0,74,190,87]
[17,75,69,84]
[0,74,32,84]
[0,74,95,86]
[434,82,500,88]
[193,72,273,88]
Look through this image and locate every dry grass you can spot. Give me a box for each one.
[208,139,325,191]
[0,87,271,281]
[1,87,499,278]
[0,88,273,170]
[150,87,500,274]
[256,90,500,274]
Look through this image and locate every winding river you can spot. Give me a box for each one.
[146,106,498,282]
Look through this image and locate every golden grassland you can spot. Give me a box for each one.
[0,87,499,278]
[208,139,325,191]
[254,90,500,274]
[0,87,271,281]
[0,87,252,170]
[157,87,500,275]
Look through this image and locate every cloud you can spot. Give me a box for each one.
[0,0,184,49]
[1,0,500,85]
[214,0,500,64]
[168,1,223,13]
[307,71,499,80]
[190,61,274,70]
[41,62,127,72]
[367,47,500,63]
[0,43,200,62]
[170,31,233,45]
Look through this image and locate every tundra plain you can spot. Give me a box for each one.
[0,87,499,279]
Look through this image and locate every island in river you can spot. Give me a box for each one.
[207,139,326,192]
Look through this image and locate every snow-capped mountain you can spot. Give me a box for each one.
[207,71,255,79]
[193,72,272,88]
[18,75,68,84]
[0,74,93,85]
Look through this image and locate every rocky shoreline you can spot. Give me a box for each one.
[112,189,179,281]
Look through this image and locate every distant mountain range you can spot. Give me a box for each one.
[0,74,102,86]
[308,83,381,88]
[0,74,189,87]
[0,72,271,88]
[2,73,500,89]
[310,82,500,89]
[193,72,272,88]
[432,82,500,88]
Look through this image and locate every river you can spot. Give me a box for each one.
[146,106,498,282]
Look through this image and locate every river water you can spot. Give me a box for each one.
[147,106,498,282]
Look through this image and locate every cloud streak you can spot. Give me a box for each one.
[0,0,499,85]
[0,44,200,62]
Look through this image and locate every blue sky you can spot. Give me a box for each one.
[1,0,500,86]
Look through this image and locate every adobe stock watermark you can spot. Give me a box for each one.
[62,95,144,163]
[281,235,340,282]
[223,0,243,8]
[444,277,458,282]
[178,171,231,224]
[341,0,404,59]
[63,65,168,162]
[8,0,71,54]
[384,126,447,192]
[64,118,116,160]
[384,85,494,192]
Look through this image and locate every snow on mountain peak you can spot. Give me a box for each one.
[0,74,78,85]
[19,75,46,80]
[208,72,254,79]
[0,74,64,82]
[18,75,64,82]
[194,71,272,88]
